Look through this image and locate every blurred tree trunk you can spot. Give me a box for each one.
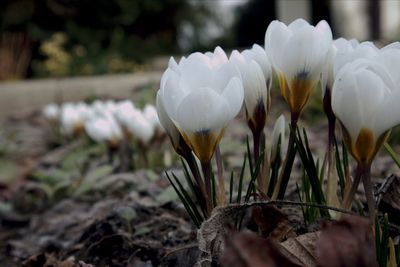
[311,0,333,35]
[0,32,32,80]
[368,0,381,40]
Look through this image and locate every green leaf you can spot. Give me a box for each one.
[73,165,114,196]
[171,172,204,224]
[237,153,247,204]
[229,171,234,204]
[246,136,254,176]
[381,214,389,267]
[244,151,264,202]
[295,128,328,218]
[165,172,200,228]
[334,139,345,198]
[277,123,297,199]
[384,142,400,169]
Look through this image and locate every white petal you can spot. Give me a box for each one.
[176,88,231,133]
[243,44,272,82]
[379,48,400,85]
[221,77,244,118]
[242,61,267,114]
[168,56,180,72]
[332,64,364,140]
[288,18,309,31]
[265,20,291,71]
[161,69,185,120]
[156,90,180,144]
[354,68,385,125]
[374,89,400,136]
[280,26,329,82]
[211,61,241,93]
[316,20,333,42]
[179,54,213,90]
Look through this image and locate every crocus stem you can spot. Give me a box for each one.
[201,160,213,215]
[215,145,226,205]
[184,153,206,198]
[361,165,375,221]
[342,163,366,210]
[272,114,298,200]
[326,116,338,207]
[253,130,261,164]
[253,130,266,194]
[118,140,134,172]
[323,88,339,207]
[107,145,115,164]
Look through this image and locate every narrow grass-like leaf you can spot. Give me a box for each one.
[295,128,328,218]
[335,139,345,198]
[211,171,216,208]
[229,171,234,204]
[384,142,400,169]
[246,136,254,177]
[388,238,396,267]
[244,151,264,202]
[166,172,200,227]
[179,159,207,218]
[277,124,297,199]
[181,159,197,199]
[342,141,349,172]
[381,214,389,267]
[237,153,247,204]
[296,182,308,227]
[268,136,282,197]
[171,172,204,224]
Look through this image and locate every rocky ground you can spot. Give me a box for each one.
[0,85,399,266]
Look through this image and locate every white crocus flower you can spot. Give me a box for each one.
[230,46,272,135]
[85,111,123,147]
[116,103,154,145]
[271,114,286,162]
[60,102,88,136]
[104,100,118,114]
[143,104,161,131]
[333,40,376,78]
[332,58,400,164]
[158,47,244,162]
[265,18,332,119]
[43,103,60,121]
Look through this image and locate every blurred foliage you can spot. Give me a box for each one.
[0,0,214,78]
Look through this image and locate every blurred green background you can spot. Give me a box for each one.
[0,0,395,80]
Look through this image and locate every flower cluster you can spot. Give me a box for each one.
[157,18,400,220]
[42,100,163,147]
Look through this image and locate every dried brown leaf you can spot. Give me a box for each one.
[316,215,377,267]
[252,205,296,241]
[280,232,319,267]
[22,253,79,267]
[221,232,302,267]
